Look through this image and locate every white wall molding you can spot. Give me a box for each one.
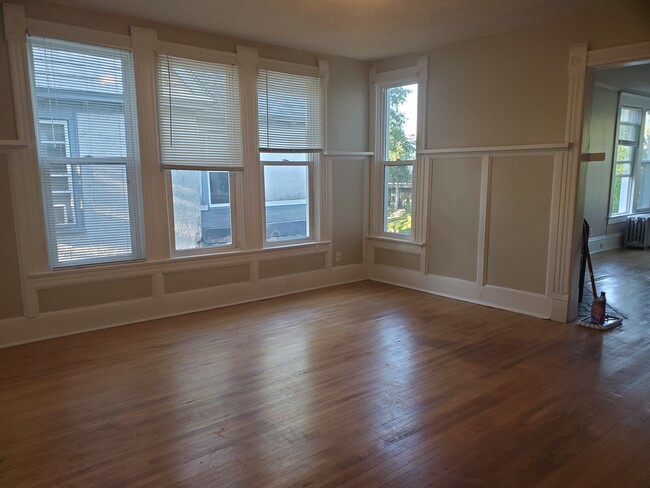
[0,140,28,149]
[25,18,132,49]
[587,41,650,68]
[551,42,589,322]
[0,263,367,348]
[369,265,552,319]
[323,151,374,158]
[419,143,570,155]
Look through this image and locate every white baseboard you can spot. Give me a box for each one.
[588,233,623,253]
[369,264,552,319]
[0,263,367,348]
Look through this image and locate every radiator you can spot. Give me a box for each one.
[624,214,650,249]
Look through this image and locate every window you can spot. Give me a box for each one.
[157,54,243,251]
[258,69,323,243]
[379,82,418,236]
[29,37,144,268]
[262,153,311,242]
[610,96,650,216]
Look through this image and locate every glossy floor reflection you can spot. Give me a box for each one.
[1,280,649,487]
[586,247,650,327]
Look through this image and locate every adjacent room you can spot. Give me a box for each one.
[1,0,649,486]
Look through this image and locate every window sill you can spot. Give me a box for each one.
[367,235,425,254]
[607,213,650,225]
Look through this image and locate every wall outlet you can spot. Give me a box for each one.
[599,242,605,249]
[335,251,342,262]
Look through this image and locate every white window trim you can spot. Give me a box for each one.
[260,156,318,246]
[609,92,650,218]
[258,59,329,248]
[3,3,333,301]
[369,56,428,243]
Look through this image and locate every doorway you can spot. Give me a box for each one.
[578,61,650,327]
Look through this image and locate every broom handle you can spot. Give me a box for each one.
[583,224,598,300]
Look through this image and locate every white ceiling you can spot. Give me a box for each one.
[49,0,606,60]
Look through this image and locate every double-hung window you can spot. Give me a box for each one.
[610,94,650,216]
[376,81,418,236]
[28,37,144,268]
[157,54,243,251]
[257,68,324,243]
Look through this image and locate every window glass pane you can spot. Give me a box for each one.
[636,163,650,210]
[610,175,631,215]
[620,106,642,124]
[386,84,417,161]
[257,70,323,152]
[616,145,633,163]
[264,165,309,242]
[616,162,632,176]
[171,170,232,250]
[618,123,639,144]
[209,171,230,206]
[29,37,143,268]
[157,54,243,170]
[384,165,413,235]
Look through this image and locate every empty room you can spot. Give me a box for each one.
[1,0,649,486]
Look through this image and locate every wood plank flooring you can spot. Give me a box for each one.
[588,247,650,327]
[1,280,649,487]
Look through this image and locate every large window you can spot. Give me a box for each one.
[157,54,243,251]
[610,97,650,216]
[258,69,323,243]
[29,37,144,268]
[379,83,418,236]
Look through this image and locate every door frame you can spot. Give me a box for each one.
[554,40,650,322]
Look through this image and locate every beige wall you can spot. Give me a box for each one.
[583,85,618,238]
[0,155,22,319]
[428,156,482,281]
[374,248,420,271]
[332,159,365,267]
[486,155,554,295]
[376,2,650,149]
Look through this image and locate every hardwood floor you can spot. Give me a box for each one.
[1,280,649,487]
[588,247,650,327]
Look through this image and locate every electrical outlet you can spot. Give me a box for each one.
[335,251,342,262]
[599,242,605,249]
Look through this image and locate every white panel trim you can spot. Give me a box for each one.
[258,57,320,77]
[587,41,650,68]
[156,40,237,65]
[0,263,367,348]
[323,151,374,157]
[0,140,28,149]
[370,265,552,319]
[419,143,570,155]
[25,18,132,49]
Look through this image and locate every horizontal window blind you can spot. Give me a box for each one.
[28,36,144,268]
[258,69,323,153]
[157,54,243,170]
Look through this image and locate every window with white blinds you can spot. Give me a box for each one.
[28,36,144,268]
[257,69,323,153]
[157,54,243,170]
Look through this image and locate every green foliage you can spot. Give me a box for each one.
[387,212,411,234]
[388,86,415,165]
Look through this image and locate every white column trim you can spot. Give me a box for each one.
[131,26,171,262]
[236,45,263,250]
[551,42,588,322]
[3,3,46,317]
